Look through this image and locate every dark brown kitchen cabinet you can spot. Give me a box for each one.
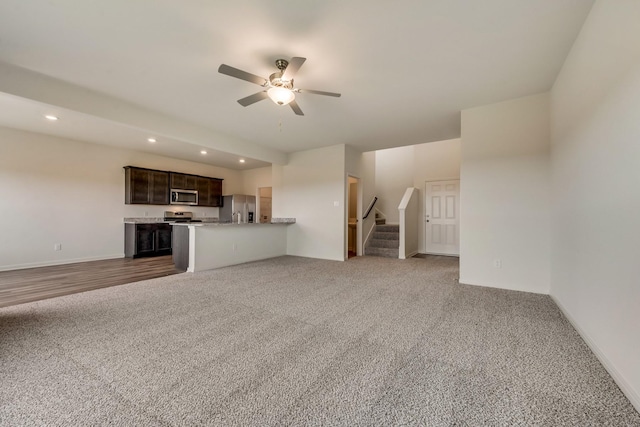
[210,179,223,207]
[124,167,169,205]
[195,177,223,207]
[196,176,211,206]
[170,173,197,190]
[125,165,223,206]
[125,223,172,258]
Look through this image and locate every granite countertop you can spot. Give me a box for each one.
[270,218,296,224]
[124,217,295,225]
[123,217,219,224]
[174,218,296,227]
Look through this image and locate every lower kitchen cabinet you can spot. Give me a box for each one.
[125,223,172,258]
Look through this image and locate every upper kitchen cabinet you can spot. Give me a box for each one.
[196,176,223,207]
[170,172,198,190]
[124,166,169,205]
[125,166,222,206]
[210,179,222,207]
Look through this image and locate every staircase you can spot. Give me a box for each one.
[365,224,399,258]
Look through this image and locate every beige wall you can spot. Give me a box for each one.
[550,0,640,410]
[0,126,243,270]
[413,139,461,253]
[241,166,272,197]
[460,93,551,294]
[359,151,376,254]
[374,138,461,253]
[274,144,347,261]
[375,146,414,224]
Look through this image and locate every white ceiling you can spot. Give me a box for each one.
[0,0,594,169]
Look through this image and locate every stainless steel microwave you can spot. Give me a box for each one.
[171,189,198,205]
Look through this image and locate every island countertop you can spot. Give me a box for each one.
[123,217,219,224]
[173,218,294,272]
[172,218,296,226]
[124,218,295,225]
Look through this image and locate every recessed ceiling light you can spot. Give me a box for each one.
[200,150,207,155]
[239,159,246,163]
[45,115,58,121]
[147,137,156,143]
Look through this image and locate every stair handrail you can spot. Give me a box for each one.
[363,196,378,219]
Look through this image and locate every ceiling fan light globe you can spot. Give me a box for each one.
[267,87,295,106]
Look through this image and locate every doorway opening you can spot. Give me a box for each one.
[258,187,272,223]
[347,176,359,259]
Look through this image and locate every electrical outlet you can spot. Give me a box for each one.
[494,259,502,268]
[54,243,62,251]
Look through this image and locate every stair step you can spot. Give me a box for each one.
[372,231,399,240]
[365,247,399,258]
[376,224,399,233]
[367,238,399,249]
[375,218,386,225]
[364,223,400,258]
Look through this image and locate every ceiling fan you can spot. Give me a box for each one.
[218,57,341,116]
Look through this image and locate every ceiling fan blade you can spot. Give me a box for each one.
[237,91,268,106]
[296,88,341,97]
[281,57,306,81]
[218,64,267,86]
[289,100,304,116]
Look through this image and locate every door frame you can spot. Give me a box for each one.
[345,175,361,259]
[257,186,272,224]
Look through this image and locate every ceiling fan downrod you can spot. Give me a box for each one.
[274,59,289,71]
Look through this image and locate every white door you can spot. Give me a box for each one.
[424,180,460,256]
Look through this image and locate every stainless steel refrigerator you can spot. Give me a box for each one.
[220,194,256,223]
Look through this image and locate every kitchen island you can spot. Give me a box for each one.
[172,219,295,272]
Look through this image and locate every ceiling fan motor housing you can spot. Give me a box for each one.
[268,72,294,90]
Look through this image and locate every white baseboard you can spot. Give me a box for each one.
[421,251,460,257]
[458,278,547,295]
[0,254,124,272]
[551,295,640,413]
[401,250,419,259]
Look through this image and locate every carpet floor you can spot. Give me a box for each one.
[0,255,638,426]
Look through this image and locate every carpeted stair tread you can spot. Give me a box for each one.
[368,238,399,249]
[364,247,399,257]
[372,232,399,241]
[375,224,399,233]
[365,223,400,258]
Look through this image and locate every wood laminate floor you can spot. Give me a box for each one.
[0,256,181,309]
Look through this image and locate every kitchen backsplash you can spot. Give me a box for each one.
[123,206,220,220]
